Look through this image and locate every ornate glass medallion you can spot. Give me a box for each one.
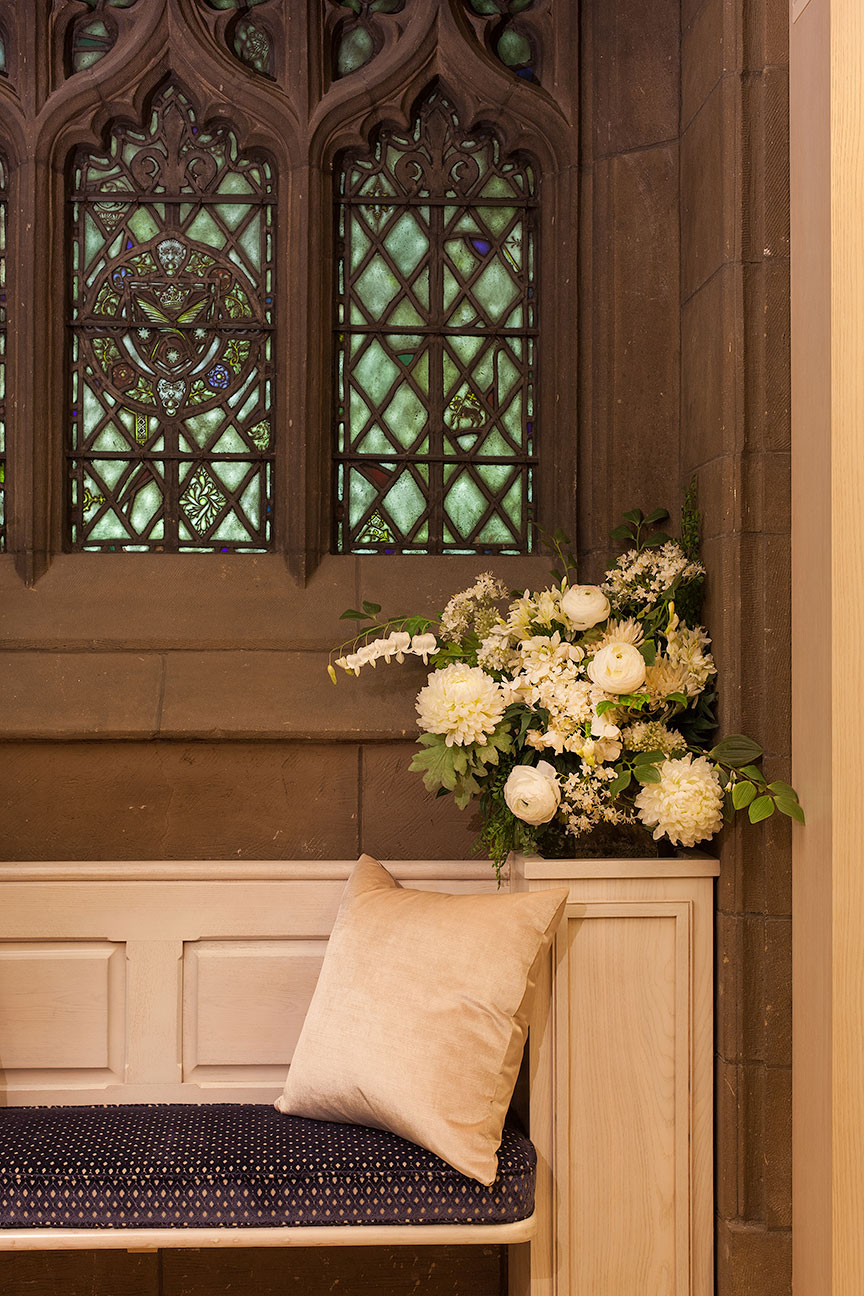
[68,86,275,551]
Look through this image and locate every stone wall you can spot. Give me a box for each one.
[0,0,793,1291]
[680,0,792,1290]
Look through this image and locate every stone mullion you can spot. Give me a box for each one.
[427,198,445,554]
[8,152,66,584]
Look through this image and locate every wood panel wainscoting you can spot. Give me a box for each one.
[0,855,718,1295]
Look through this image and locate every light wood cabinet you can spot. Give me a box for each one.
[510,853,718,1296]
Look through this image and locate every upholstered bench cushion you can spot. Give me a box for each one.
[0,1104,536,1230]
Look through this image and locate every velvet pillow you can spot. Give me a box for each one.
[275,854,567,1186]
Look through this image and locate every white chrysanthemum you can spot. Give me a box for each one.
[645,657,692,702]
[416,663,506,747]
[623,720,688,757]
[594,617,645,650]
[665,622,715,696]
[634,754,724,847]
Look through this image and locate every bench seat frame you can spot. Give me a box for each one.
[0,854,718,1295]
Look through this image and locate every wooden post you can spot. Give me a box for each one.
[791,0,864,1290]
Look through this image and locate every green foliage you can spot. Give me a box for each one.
[709,734,764,767]
[609,507,671,552]
[536,523,577,584]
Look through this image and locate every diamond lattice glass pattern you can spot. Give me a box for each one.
[68,86,275,551]
[335,93,536,553]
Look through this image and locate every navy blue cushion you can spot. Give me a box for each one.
[0,1104,535,1229]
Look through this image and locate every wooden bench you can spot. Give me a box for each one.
[0,854,718,1295]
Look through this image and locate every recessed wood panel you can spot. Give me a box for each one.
[183,940,326,1081]
[0,941,124,1073]
[560,908,685,1295]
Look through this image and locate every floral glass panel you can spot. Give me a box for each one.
[0,158,6,548]
[334,92,537,553]
[68,86,275,551]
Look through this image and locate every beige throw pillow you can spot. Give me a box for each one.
[275,854,567,1186]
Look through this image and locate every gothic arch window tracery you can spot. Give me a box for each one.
[0,0,577,583]
[334,89,537,553]
[69,85,276,552]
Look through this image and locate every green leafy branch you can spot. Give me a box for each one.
[409,724,513,810]
[535,524,577,584]
[709,735,805,825]
[610,507,671,552]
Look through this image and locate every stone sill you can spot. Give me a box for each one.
[0,649,423,741]
[0,552,551,651]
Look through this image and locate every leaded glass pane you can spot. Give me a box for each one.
[334,92,537,553]
[68,86,275,552]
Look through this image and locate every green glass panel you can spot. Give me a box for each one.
[348,470,377,528]
[471,260,519,323]
[384,297,425,328]
[443,469,486,539]
[467,0,501,12]
[478,175,520,199]
[217,172,255,196]
[0,36,6,74]
[234,18,271,76]
[381,383,427,449]
[382,213,429,277]
[353,255,400,317]
[184,208,225,249]
[349,387,373,435]
[500,473,523,527]
[355,424,395,456]
[353,339,400,405]
[477,205,518,236]
[497,28,532,67]
[338,27,374,76]
[238,218,262,271]
[501,391,523,440]
[126,207,160,243]
[381,469,426,533]
[350,225,370,273]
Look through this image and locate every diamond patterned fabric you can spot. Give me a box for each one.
[0,1104,535,1229]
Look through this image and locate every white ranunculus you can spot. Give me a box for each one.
[561,584,611,631]
[634,754,724,847]
[504,760,561,825]
[587,641,647,694]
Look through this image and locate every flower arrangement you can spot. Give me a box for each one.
[330,503,803,875]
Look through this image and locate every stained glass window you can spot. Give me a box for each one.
[331,0,406,79]
[70,0,138,74]
[0,158,6,550]
[334,92,537,553]
[68,86,275,552]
